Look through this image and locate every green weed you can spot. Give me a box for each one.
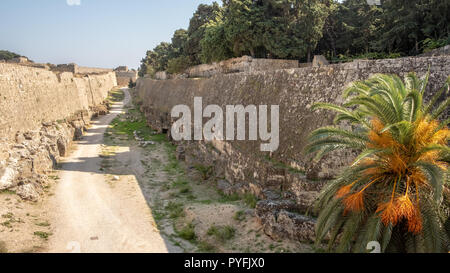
[207,225,236,242]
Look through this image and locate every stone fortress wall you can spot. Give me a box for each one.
[0,63,117,200]
[51,63,113,74]
[136,55,450,242]
[114,66,138,87]
[155,56,300,80]
[51,63,138,87]
[185,56,300,78]
[0,63,117,139]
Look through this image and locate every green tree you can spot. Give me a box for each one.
[153,42,175,71]
[185,2,222,65]
[171,29,188,54]
[200,13,233,63]
[292,0,331,62]
[167,56,191,74]
[0,50,21,61]
[222,0,264,57]
[319,0,382,58]
[138,42,174,77]
[254,0,295,59]
[306,73,450,252]
[420,0,450,41]
[375,0,423,55]
[374,0,449,55]
[138,51,156,77]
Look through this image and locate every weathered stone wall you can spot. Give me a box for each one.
[0,63,117,140]
[116,71,138,87]
[155,71,169,80]
[138,56,450,179]
[185,56,299,78]
[51,63,113,74]
[136,56,450,241]
[0,63,117,200]
[77,66,113,75]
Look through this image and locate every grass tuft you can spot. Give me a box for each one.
[207,225,236,242]
[177,222,196,242]
[166,202,185,219]
[33,231,52,240]
[233,210,246,222]
[197,240,216,253]
[243,193,258,209]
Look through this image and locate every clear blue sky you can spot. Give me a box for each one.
[0,0,216,69]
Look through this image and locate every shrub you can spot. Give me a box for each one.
[233,210,246,222]
[128,79,136,88]
[422,37,450,53]
[166,56,191,74]
[194,165,213,180]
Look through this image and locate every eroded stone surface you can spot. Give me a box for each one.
[256,200,316,242]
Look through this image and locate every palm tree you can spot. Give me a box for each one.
[305,72,450,253]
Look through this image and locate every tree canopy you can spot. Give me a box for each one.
[139,0,450,76]
[0,50,21,61]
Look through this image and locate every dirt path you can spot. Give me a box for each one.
[47,89,172,253]
[42,88,311,254]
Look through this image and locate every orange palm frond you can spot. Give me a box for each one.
[413,119,446,149]
[415,119,437,141]
[368,118,397,149]
[407,205,423,235]
[408,168,428,187]
[343,191,365,213]
[396,194,415,220]
[429,128,450,145]
[418,150,440,163]
[336,183,354,199]
[385,152,408,175]
[364,166,383,176]
[371,118,385,132]
[377,201,400,226]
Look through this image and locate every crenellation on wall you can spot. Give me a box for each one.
[50,63,113,75]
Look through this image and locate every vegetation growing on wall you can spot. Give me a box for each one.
[306,73,450,252]
[139,0,450,77]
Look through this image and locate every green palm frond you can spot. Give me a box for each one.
[424,76,450,116]
[403,89,423,122]
[312,102,370,127]
[431,96,450,120]
[414,161,444,202]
